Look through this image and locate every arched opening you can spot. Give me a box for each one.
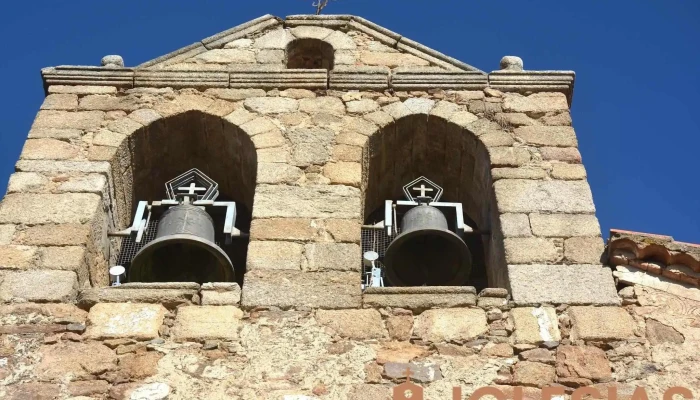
[286,38,334,70]
[107,111,257,286]
[362,114,503,291]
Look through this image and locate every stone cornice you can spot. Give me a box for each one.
[42,65,575,97]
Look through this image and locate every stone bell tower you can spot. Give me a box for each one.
[2,14,694,400]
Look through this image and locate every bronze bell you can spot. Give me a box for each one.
[129,204,235,283]
[384,205,471,286]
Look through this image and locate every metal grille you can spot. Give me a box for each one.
[360,226,400,280]
[115,219,159,272]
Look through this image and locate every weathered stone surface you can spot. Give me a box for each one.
[384,362,441,383]
[449,110,479,127]
[0,193,101,224]
[241,270,361,309]
[288,127,335,166]
[323,162,361,187]
[244,97,298,114]
[57,174,107,194]
[332,144,362,162]
[247,241,303,270]
[512,361,556,388]
[511,307,561,345]
[323,219,361,243]
[304,243,360,271]
[35,341,117,381]
[21,138,80,160]
[0,270,77,302]
[28,127,82,140]
[201,289,241,306]
[413,308,488,342]
[363,287,477,311]
[196,49,255,63]
[299,97,345,115]
[253,184,360,219]
[403,98,435,114]
[250,218,316,241]
[32,110,104,130]
[386,315,413,341]
[315,309,386,339]
[504,238,561,263]
[481,342,514,357]
[565,236,604,264]
[508,264,620,305]
[569,306,634,340]
[79,95,139,111]
[251,131,285,149]
[86,303,166,340]
[48,85,117,95]
[494,180,595,213]
[207,88,266,101]
[254,29,295,49]
[480,131,515,147]
[92,129,126,147]
[500,213,532,237]
[514,126,577,147]
[488,147,531,167]
[0,245,37,269]
[39,246,85,271]
[78,288,198,309]
[520,348,555,364]
[503,93,569,113]
[552,163,587,180]
[0,225,15,245]
[68,380,111,396]
[529,214,601,237]
[346,99,380,114]
[41,93,78,110]
[280,88,316,99]
[172,306,243,341]
[14,224,90,246]
[256,163,303,184]
[556,345,612,382]
[360,52,430,68]
[645,318,684,345]
[257,147,289,163]
[129,382,170,400]
[540,147,582,163]
[128,108,162,125]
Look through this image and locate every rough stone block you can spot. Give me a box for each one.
[250,218,316,241]
[32,110,105,130]
[17,160,109,174]
[21,138,80,160]
[201,290,241,306]
[500,213,532,237]
[0,245,37,269]
[540,147,582,163]
[323,162,361,187]
[244,97,298,114]
[40,93,78,110]
[241,270,361,309]
[529,214,601,237]
[564,237,604,264]
[195,48,255,63]
[0,225,15,245]
[503,92,569,113]
[172,306,243,342]
[92,129,126,147]
[128,108,162,125]
[551,163,587,180]
[360,51,430,68]
[256,163,303,184]
[0,193,101,225]
[39,246,85,271]
[288,127,335,166]
[298,97,346,115]
[413,308,488,342]
[332,144,362,162]
[512,361,556,388]
[78,94,139,111]
[86,303,166,340]
[251,131,286,149]
[304,243,360,271]
[492,167,546,181]
[556,345,612,382]
[7,172,49,193]
[480,131,515,147]
[247,241,303,270]
[494,180,595,213]
[57,174,107,194]
[504,238,561,263]
[508,264,620,305]
[0,270,77,302]
[384,362,442,383]
[514,126,577,147]
[363,287,477,311]
[488,147,531,167]
[78,287,198,309]
[34,342,117,381]
[28,127,82,140]
[346,99,380,114]
[14,224,90,246]
[253,29,295,49]
[323,219,361,243]
[315,309,386,339]
[253,184,361,219]
[511,307,561,345]
[569,306,634,340]
[48,85,117,94]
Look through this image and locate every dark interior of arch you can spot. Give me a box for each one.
[286,38,334,70]
[113,110,257,285]
[362,114,496,290]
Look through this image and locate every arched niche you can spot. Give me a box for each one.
[286,38,334,70]
[362,114,505,290]
[107,110,257,286]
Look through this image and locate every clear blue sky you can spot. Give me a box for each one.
[0,0,698,242]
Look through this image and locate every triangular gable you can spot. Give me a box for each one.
[137,14,485,74]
